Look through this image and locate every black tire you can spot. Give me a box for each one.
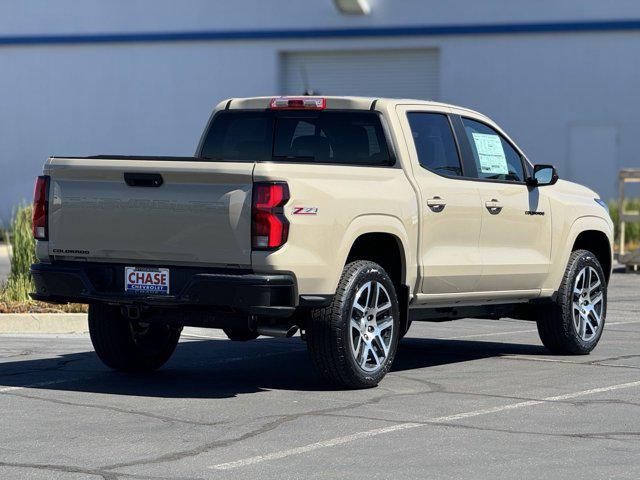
[223,327,259,342]
[306,260,400,389]
[536,249,607,355]
[88,304,181,372]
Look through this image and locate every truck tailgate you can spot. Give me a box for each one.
[45,158,254,267]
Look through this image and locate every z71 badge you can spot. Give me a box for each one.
[292,206,318,215]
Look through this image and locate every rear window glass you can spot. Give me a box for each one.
[199,111,392,166]
[199,112,273,161]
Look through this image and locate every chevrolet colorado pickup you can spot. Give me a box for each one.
[30,96,613,388]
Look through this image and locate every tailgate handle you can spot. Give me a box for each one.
[124,172,163,187]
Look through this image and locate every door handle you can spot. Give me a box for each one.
[427,196,446,213]
[124,172,164,187]
[485,199,503,215]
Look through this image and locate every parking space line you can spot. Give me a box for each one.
[210,379,640,470]
[608,320,640,326]
[182,333,228,340]
[503,355,640,370]
[445,329,537,339]
[502,356,581,365]
[434,319,640,341]
[0,376,97,393]
[210,423,422,470]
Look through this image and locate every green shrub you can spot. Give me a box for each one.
[1,205,36,303]
[608,198,640,249]
[8,205,36,278]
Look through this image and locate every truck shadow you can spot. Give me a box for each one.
[0,336,548,399]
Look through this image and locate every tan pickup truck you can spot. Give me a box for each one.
[30,96,613,388]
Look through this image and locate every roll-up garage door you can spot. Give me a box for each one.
[281,49,439,100]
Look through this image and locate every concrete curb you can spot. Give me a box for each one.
[0,313,88,334]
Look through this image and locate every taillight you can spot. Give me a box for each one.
[252,182,290,250]
[269,97,326,110]
[32,175,49,240]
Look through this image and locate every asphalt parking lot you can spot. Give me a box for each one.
[1,271,639,480]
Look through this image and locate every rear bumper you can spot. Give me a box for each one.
[30,262,299,316]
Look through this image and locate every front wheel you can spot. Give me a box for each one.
[536,249,607,355]
[306,261,400,388]
[88,304,182,372]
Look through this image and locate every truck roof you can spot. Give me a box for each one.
[219,96,484,118]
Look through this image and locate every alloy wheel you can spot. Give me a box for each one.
[349,280,395,372]
[571,266,604,342]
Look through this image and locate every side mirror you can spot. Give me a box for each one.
[528,164,558,187]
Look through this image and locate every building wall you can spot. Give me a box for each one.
[1,0,639,220]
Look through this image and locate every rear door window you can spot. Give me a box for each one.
[407,112,462,177]
[200,111,392,166]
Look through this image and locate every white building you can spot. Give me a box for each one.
[1,0,639,221]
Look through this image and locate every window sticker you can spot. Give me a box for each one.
[471,132,508,175]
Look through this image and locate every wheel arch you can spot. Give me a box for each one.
[572,229,613,284]
[338,216,414,338]
[551,216,613,290]
[346,232,406,289]
[338,215,414,292]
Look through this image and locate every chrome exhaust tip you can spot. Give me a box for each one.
[256,325,299,338]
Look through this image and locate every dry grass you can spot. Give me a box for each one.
[0,300,88,314]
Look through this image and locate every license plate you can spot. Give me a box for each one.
[125,267,170,294]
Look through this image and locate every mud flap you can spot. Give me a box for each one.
[398,284,411,339]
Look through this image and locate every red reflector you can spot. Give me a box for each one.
[252,182,290,250]
[32,175,49,240]
[269,97,326,110]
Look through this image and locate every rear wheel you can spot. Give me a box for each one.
[536,249,607,354]
[306,261,400,388]
[88,304,181,372]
